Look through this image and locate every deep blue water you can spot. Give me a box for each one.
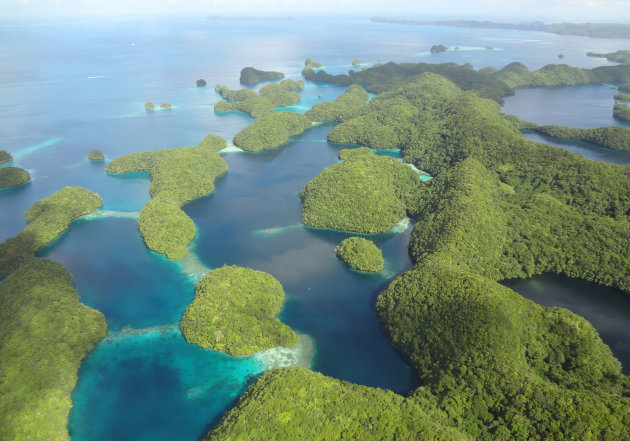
[2,14,630,441]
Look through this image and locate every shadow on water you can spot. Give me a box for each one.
[504,273,630,374]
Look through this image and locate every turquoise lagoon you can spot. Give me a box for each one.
[1,14,630,441]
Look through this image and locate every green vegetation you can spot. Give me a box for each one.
[300,149,419,233]
[587,50,630,64]
[159,102,172,109]
[233,111,311,152]
[105,134,228,259]
[214,79,304,118]
[180,265,298,356]
[304,57,322,69]
[558,53,564,59]
[88,149,104,161]
[0,166,30,189]
[616,93,630,100]
[372,17,630,39]
[0,187,107,441]
[144,101,155,111]
[532,125,630,151]
[240,66,284,85]
[206,367,471,441]
[196,78,207,87]
[614,102,630,122]
[305,85,369,122]
[620,82,630,92]
[335,237,384,272]
[0,186,102,274]
[352,58,360,65]
[430,44,447,54]
[0,150,11,164]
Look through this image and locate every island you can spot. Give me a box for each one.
[239,66,284,85]
[180,265,299,356]
[430,44,447,54]
[614,102,630,122]
[300,149,419,233]
[615,93,630,101]
[305,84,369,123]
[335,237,384,272]
[352,58,361,65]
[0,187,107,441]
[371,17,630,39]
[214,79,304,118]
[144,101,155,111]
[530,125,630,151]
[620,82,630,92]
[233,111,311,151]
[105,134,228,259]
[196,78,207,87]
[0,166,30,189]
[159,102,172,109]
[587,50,630,64]
[88,149,104,161]
[0,149,11,164]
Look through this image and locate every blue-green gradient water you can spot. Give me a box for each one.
[2,14,630,441]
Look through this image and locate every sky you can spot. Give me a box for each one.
[1,0,630,22]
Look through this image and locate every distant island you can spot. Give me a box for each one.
[0,167,30,189]
[240,66,284,85]
[196,78,207,87]
[587,50,630,64]
[430,44,447,54]
[87,149,104,161]
[0,150,12,164]
[372,17,630,39]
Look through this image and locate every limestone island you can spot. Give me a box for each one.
[532,125,630,151]
[105,134,228,259]
[336,237,384,272]
[615,93,630,101]
[0,186,106,441]
[215,79,304,118]
[233,111,311,152]
[144,101,155,111]
[305,84,369,123]
[0,166,30,189]
[614,102,630,122]
[180,265,299,356]
[196,78,207,87]
[159,102,172,109]
[0,150,12,164]
[620,82,630,92]
[352,58,361,66]
[239,66,284,85]
[300,148,419,233]
[88,149,104,161]
[430,44,447,54]
[587,50,630,64]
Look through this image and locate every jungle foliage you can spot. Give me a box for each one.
[0,149,12,163]
[105,134,228,259]
[531,125,630,151]
[87,149,104,160]
[300,149,419,233]
[335,237,384,272]
[615,92,630,100]
[305,84,369,122]
[0,166,30,189]
[614,101,630,122]
[233,111,311,152]
[180,265,298,356]
[240,66,284,85]
[587,49,630,64]
[214,79,304,118]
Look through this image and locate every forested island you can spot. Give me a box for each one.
[87,149,104,161]
[529,125,630,151]
[239,66,285,85]
[233,111,311,151]
[335,237,384,272]
[215,79,304,118]
[615,102,630,122]
[181,265,298,356]
[587,50,630,64]
[0,166,30,189]
[372,17,630,39]
[0,150,11,163]
[105,134,228,259]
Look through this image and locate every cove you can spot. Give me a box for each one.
[505,274,630,374]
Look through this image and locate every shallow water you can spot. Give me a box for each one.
[2,14,630,441]
[504,274,630,374]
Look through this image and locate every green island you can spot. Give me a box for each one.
[159,102,172,109]
[240,66,284,85]
[335,237,384,272]
[371,17,630,39]
[207,69,630,441]
[430,44,447,54]
[88,149,104,161]
[145,101,155,111]
[180,265,298,356]
[214,79,304,118]
[300,148,419,233]
[614,101,630,122]
[352,58,360,65]
[196,78,207,87]
[530,125,630,151]
[587,50,630,64]
[620,82,630,92]
[304,84,369,122]
[0,187,107,441]
[233,111,311,152]
[616,92,630,100]
[0,149,11,163]
[105,134,228,259]
[0,166,30,189]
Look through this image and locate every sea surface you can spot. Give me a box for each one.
[1,14,630,441]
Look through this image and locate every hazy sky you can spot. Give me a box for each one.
[2,0,630,22]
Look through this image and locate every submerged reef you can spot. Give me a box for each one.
[0,166,30,189]
[300,149,420,233]
[233,111,311,151]
[335,237,384,272]
[239,66,284,85]
[180,265,299,356]
[105,134,228,259]
[0,187,106,441]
